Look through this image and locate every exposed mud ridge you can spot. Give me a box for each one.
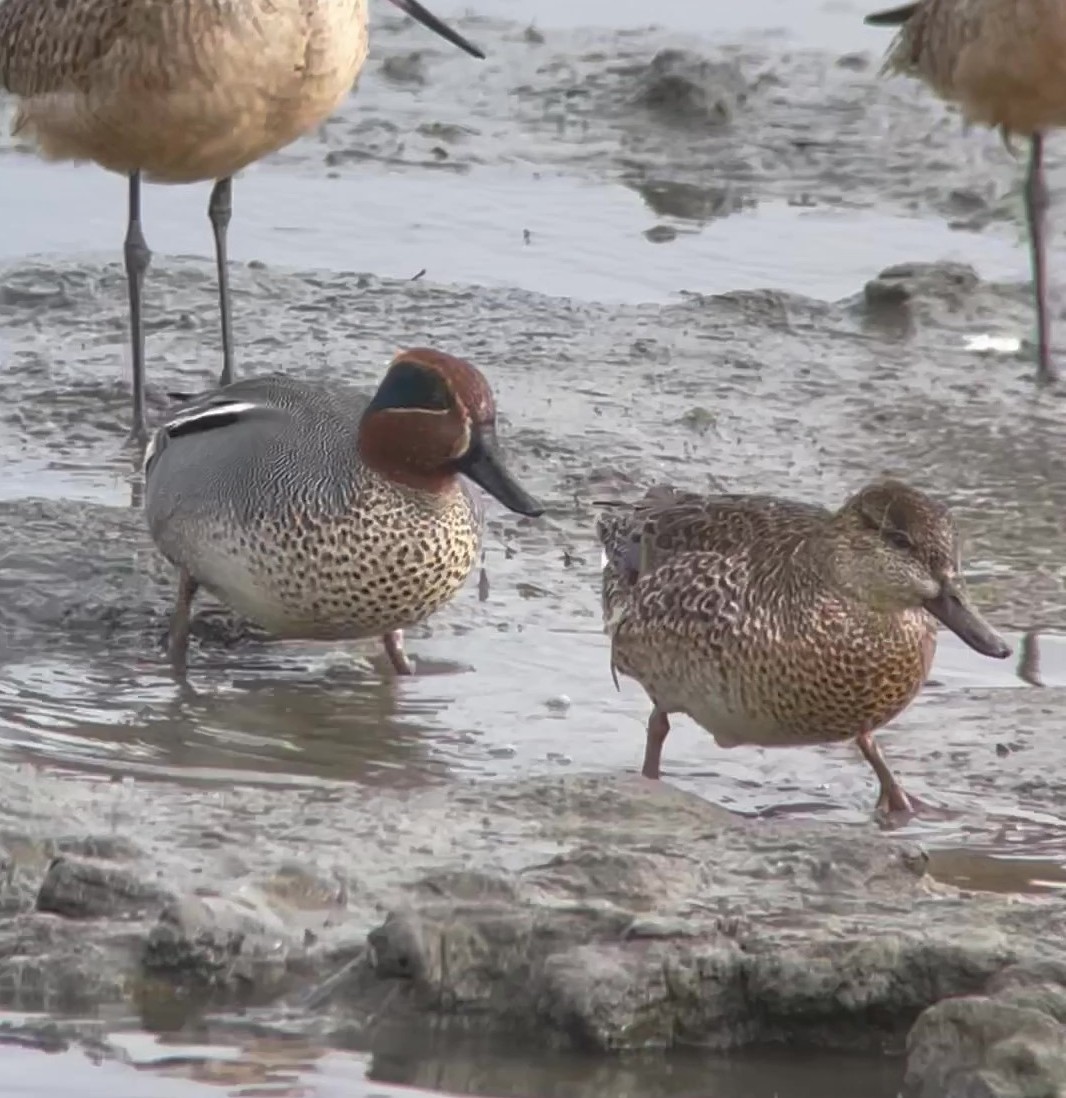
[0,770,1059,1098]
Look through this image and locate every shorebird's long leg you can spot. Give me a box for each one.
[208,177,236,387]
[1024,132,1058,384]
[124,170,151,443]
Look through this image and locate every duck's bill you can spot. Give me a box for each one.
[863,2,919,26]
[924,581,1012,660]
[386,0,485,59]
[458,429,544,517]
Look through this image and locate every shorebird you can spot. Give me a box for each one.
[866,0,1065,384]
[597,479,1010,816]
[0,0,484,442]
[144,348,543,676]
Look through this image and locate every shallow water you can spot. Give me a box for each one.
[1,0,1066,1094]
[0,1028,904,1098]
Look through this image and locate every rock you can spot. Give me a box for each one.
[863,261,981,310]
[306,775,1066,1057]
[0,914,135,1012]
[143,891,300,994]
[904,996,1066,1098]
[987,962,1066,1023]
[35,855,173,920]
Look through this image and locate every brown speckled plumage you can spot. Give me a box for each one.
[598,479,1010,814]
[872,0,1066,136]
[144,348,542,676]
[0,0,368,182]
[866,0,1066,383]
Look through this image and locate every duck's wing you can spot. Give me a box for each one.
[597,486,824,583]
[596,485,707,583]
[142,377,298,479]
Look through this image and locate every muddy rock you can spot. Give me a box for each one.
[0,761,1059,1089]
[144,890,301,995]
[307,775,1066,1061]
[632,49,747,127]
[0,914,135,1012]
[904,996,1066,1098]
[35,854,173,920]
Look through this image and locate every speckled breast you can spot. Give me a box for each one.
[617,604,938,748]
[189,487,484,640]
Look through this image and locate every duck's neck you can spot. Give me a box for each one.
[358,415,457,498]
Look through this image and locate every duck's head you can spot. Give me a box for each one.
[831,479,1010,659]
[359,348,544,518]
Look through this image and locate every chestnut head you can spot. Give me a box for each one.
[359,348,543,518]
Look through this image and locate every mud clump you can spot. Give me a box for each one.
[632,49,747,127]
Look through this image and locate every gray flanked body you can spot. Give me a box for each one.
[144,375,483,641]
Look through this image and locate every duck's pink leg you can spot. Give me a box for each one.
[642,706,670,779]
[857,730,914,815]
[382,630,414,676]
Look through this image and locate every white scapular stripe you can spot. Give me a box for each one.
[143,400,259,472]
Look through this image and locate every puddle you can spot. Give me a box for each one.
[0,159,1030,307]
[0,1028,904,1098]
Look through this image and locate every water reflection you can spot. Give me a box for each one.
[1,1022,902,1098]
[0,650,450,789]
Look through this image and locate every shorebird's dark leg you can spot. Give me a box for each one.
[642,705,670,779]
[1024,132,1058,384]
[382,630,414,675]
[208,177,236,387]
[124,170,151,443]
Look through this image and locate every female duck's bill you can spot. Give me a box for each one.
[386,0,485,58]
[924,579,1011,659]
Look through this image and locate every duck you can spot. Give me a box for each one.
[144,347,543,675]
[596,478,1011,814]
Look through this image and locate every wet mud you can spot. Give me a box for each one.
[1,1,1066,1096]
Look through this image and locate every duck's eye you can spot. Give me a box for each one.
[884,527,914,552]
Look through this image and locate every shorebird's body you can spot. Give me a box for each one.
[0,0,483,440]
[866,0,1066,383]
[597,480,1010,815]
[145,349,543,675]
